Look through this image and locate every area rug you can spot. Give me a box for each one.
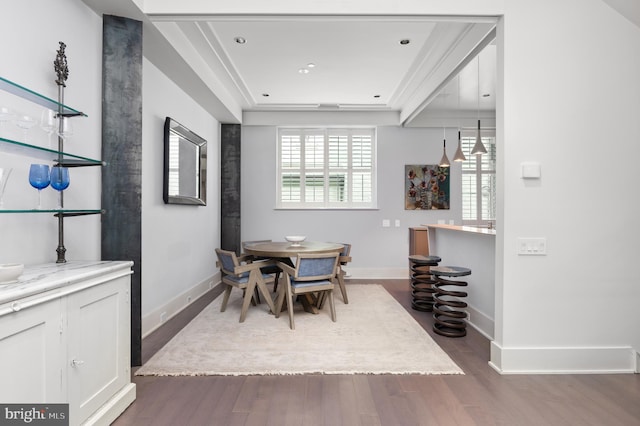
[135,284,463,376]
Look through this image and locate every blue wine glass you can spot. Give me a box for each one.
[50,166,70,210]
[28,164,50,209]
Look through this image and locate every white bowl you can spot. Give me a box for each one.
[0,263,23,284]
[285,235,306,246]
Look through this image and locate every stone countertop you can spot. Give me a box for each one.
[423,224,497,236]
[0,260,133,306]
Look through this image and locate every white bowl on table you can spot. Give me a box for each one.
[0,263,24,284]
[285,235,306,246]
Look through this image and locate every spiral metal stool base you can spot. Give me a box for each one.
[431,266,471,337]
[408,255,441,312]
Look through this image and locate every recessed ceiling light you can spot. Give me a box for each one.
[262,93,269,97]
[234,37,246,44]
[307,63,316,68]
[482,93,491,97]
[399,39,410,45]
[374,95,381,98]
[298,68,310,74]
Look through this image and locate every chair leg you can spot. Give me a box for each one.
[239,283,255,323]
[254,274,276,314]
[328,290,336,322]
[220,285,232,312]
[336,268,349,304]
[273,271,280,292]
[285,283,295,330]
[274,286,285,319]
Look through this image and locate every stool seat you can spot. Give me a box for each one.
[430,266,471,277]
[408,255,441,265]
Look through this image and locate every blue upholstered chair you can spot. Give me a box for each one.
[335,243,352,304]
[215,248,276,322]
[274,252,340,330]
[241,240,293,293]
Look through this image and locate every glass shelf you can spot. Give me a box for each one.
[0,137,104,167]
[0,209,103,216]
[0,76,86,117]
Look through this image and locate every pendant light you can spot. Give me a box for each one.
[471,54,487,155]
[453,75,466,162]
[439,128,450,168]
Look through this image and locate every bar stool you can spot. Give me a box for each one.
[431,266,471,337]
[408,255,441,312]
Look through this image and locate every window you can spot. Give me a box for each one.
[277,128,376,209]
[461,132,496,225]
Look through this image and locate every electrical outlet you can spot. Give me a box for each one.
[160,312,167,323]
[517,237,547,255]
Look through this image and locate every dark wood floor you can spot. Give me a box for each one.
[113,280,640,425]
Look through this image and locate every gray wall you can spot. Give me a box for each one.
[241,125,462,279]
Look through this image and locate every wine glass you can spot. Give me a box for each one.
[40,110,58,149]
[0,107,15,137]
[57,116,73,140]
[15,114,36,142]
[0,167,12,207]
[28,164,50,209]
[50,166,70,209]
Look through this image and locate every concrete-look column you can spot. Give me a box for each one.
[221,123,241,254]
[101,15,142,366]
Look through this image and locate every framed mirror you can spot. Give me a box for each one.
[163,117,207,205]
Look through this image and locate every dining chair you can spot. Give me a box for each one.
[274,252,340,330]
[241,239,293,293]
[215,248,276,322]
[335,243,352,304]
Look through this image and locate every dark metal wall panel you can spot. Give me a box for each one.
[101,15,143,366]
[221,124,241,254]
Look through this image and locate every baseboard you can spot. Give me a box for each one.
[141,272,220,338]
[489,341,636,374]
[636,350,640,373]
[82,383,136,426]
[466,305,494,340]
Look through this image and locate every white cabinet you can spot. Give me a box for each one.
[0,261,136,425]
[0,297,64,403]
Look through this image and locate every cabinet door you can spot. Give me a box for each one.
[0,298,64,403]
[66,276,130,425]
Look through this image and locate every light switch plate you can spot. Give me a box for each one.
[382,219,390,228]
[517,237,547,255]
[521,162,541,179]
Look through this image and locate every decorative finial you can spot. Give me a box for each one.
[54,41,69,87]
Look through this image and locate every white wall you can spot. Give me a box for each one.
[141,59,220,335]
[241,125,463,278]
[0,0,102,265]
[0,1,221,337]
[492,0,640,373]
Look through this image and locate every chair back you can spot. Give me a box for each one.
[294,252,339,281]
[338,243,351,265]
[215,248,240,276]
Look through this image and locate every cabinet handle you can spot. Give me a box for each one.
[10,302,21,312]
[71,359,85,367]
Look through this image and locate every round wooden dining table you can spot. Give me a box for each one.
[243,241,344,258]
[243,241,344,314]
